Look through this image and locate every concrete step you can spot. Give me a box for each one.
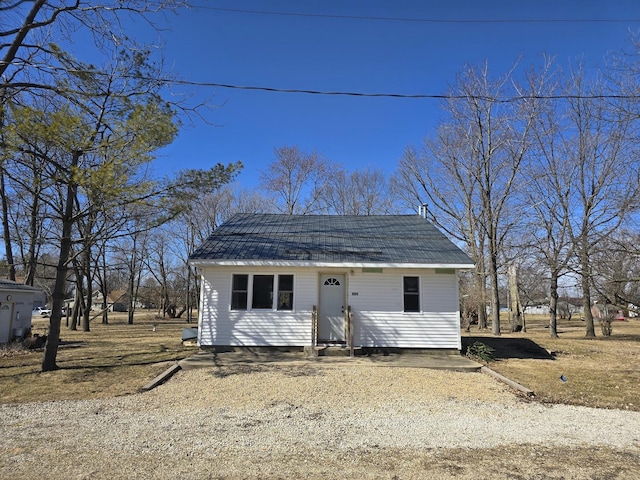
[304,345,361,357]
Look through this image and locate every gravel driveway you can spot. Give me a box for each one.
[2,363,639,479]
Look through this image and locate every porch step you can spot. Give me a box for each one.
[304,346,362,357]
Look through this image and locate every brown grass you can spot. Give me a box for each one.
[463,315,640,411]
[0,312,197,404]
[2,312,639,411]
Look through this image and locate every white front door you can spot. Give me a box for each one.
[318,274,345,342]
[0,303,13,343]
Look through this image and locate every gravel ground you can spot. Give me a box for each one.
[2,363,640,479]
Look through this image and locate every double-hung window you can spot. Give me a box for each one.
[231,274,294,310]
[231,274,249,310]
[252,275,274,309]
[403,276,420,312]
[277,275,294,310]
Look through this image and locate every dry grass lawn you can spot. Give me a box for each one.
[1,311,639,411]
[463,315,640,411]
[0,311,197,403]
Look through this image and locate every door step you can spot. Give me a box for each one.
[305,345,361,357]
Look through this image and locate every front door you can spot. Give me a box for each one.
[0,303,13,343]
[318,274,345,342]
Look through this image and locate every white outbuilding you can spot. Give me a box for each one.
[0,279,42,343]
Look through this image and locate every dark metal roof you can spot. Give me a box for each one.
[0,279,42,292]
[189,213,474,266]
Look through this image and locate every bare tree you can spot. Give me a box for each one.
[394,142,489,329]
[518,63,575,337]
[559,66,640,337]
[591,229,640,316]
[145,228,176,319]
[259,146,333,214]
[1,1,186,87]
[395,61,548,335]
[320,166,397,215]
[165,166,241,321]
[118,220,149,325]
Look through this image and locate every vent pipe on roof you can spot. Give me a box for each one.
[418,203,429,219]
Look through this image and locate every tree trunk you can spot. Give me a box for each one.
[489,247,501,336]
[186,265,193,323]
[509,265,522,332]
[42,155,79,372]
[548,272,559,338]
[580,242,596,337]
[127,268,136,324]
[477,283,487,330]
[81,209,96,332]
[24,168,42,287]
[101,292,109,324]
[82,260,92,332]
[98,248,109,324]
[69,271,85,331]
[475,257,488,330]
[0,170,16,281]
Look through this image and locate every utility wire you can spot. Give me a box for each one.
[166,78,640,102]
[199,6,640,24]
[10,63,640,101]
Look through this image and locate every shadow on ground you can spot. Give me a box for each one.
[462,337,554,360]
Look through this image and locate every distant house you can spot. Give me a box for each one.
[0,279,42,343]
[523,304,550,316]
[189,213,474,351]
[65,290,140,314]
[107,290,128,312]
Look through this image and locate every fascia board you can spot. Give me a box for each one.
[189,259,475,269]
[0,285,43,293]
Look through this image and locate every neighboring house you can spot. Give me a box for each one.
[0,279,42,343]
[523,304,551,316]
[189,213,474,351]
[107,290,128,312]
[65,290,138,313]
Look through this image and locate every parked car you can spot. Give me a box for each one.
[32,306,52,317]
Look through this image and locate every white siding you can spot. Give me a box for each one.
[198,266,461,349]
[198,266,317,347]
[347,270,461,349]
[0,289,36,342]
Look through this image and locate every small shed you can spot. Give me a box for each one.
[189,213,474,351]
[0,279,42,343]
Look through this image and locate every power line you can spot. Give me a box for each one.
[10,63,640,101]
[199,6,640,24]
[159,77,640,102]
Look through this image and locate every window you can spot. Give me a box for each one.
[231,274,295,310]
[231,274,248,310]
[252,275,274,309]
[277,275,294,310]
[403,276,420,312]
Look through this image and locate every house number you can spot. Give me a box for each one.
[351,292,359,296]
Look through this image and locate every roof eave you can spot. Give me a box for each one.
[0,285,43,293]
[189,259,475,269]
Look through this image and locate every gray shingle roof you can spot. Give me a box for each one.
[189,213,474,266]
[0,279,42,292]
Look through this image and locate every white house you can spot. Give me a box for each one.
[0,279,42,343]
[523,304,551,316]
[189,214,474,351]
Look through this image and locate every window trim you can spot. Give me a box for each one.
[252,274,274,309]
[230,273,295,311]
[231,274,248,310]
[403,275,421,313]
[277,274,294,311]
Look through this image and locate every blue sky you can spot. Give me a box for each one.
[127,1,640,189]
